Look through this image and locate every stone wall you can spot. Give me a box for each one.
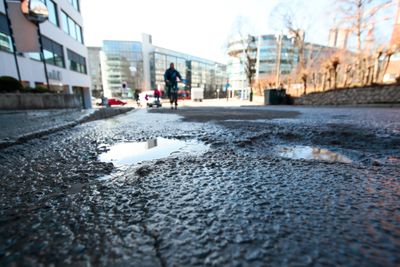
[0,93,81,109]
[294,85,400,106]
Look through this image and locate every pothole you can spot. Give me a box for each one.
[276,145,352,163]
[98,138,209,166]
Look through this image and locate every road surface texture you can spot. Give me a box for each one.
[0,106,399,266]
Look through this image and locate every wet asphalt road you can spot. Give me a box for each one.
[0,106,399,266]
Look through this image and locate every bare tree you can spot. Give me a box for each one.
[270,1,327,95]
[333,0,393,86]
[335,0,392,53]
[244,36,257,101]
[227,17,257,101]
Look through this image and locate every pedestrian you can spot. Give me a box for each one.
[121,82,131,98]
[134,91,141,107]
[101,94,109,107]
[225,80,231,101]
[164,63,183,110]
[154,87,161,106]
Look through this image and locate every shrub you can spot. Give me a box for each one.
[19,87,34,93]
[34,86,51,93]
[19,86,52,93]
[0,76,23,93]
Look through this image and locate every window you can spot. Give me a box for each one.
[29,36,65,68]
[39,0,58,26]
[0,13,13,52]
[61,10,83,44]
[42,36,65,67]
[46,0,58,26]
[75,24,82,43]
[69,0,80,12]
[68,17,76,39]
[67,49,87,74]
[61,11,68,33]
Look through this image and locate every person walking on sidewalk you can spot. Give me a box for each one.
[225,80,231,101]
[164,63,183,110]
[154,87,161,106]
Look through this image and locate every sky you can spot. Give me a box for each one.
[81,0,396,63]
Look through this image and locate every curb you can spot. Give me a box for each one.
[0,107,134,150]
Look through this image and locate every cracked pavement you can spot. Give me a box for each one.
[0,106,399,266]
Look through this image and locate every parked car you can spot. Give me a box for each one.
[108,98,127,106]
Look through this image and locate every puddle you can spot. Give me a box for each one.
[276,146,352,163]
[98,138,209,166]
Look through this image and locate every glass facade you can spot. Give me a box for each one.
[61,10,83,44]
[150,48,226,99]
[102,41,144,97]
[0,13,13,53]
[227,34,297,91]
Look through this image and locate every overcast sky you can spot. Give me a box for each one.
[81,0,395,63]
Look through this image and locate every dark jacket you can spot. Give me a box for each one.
[164,68,182,86]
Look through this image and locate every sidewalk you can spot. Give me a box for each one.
[0,107,133,149]
[129,97,264,109]
[179,97,264,107]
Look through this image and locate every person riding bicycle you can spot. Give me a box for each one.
[164,63,183,110]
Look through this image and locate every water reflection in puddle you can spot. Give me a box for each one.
[276,146,352,163]
[99,138,209,166]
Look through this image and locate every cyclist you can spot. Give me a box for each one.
[164,63,183,110]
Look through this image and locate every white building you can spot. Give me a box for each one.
[0,0,91,108]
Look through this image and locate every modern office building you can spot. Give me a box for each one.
[227,34,341,97]
[227,34,297,98]
[0,0,91,108]
[99,40,144,98]
[87,46,102,98]
[93,34,227,99]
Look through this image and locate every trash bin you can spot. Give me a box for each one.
[264,89,286,105]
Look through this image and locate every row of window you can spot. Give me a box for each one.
[0,14,12,52]
[40,0,80,13]
[0,22,87,75]
[61,11,83,43]
[38,0,83,44]
[26,35,86,74]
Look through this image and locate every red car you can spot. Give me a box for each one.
[108,98,127,106]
